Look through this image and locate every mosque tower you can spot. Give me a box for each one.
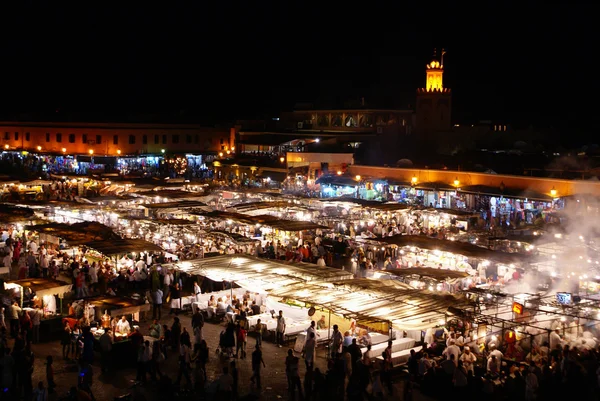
[416,48,452,134]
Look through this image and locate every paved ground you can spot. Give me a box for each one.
[19,307,434,401]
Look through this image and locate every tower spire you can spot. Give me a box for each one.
[441,48,446,66]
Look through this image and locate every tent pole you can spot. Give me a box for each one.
[328,308,331,357]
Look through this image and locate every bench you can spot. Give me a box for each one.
[376,345,423,368]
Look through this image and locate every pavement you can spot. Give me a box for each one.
[18,307,434,401]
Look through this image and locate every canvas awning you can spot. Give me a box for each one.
[5,278,72,298]
[86,296,151,316]
[377,235,531,264]
[270,278,470,329]
[164,254,353,292]
[25,222,119,245]
[85,239,163,256]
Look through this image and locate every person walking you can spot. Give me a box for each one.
[250,344,266,389]
[276,310,286,348]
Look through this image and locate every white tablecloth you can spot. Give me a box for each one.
[376,345,422,366]
[246,313,273,328]
[294,328,330,352]
[365,337,415,360]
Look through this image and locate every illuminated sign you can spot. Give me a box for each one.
[512,302,524,314]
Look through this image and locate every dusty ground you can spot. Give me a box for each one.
[18,307,433,401]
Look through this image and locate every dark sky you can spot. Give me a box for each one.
[1,4,597,140]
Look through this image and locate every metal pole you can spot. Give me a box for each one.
[328,308,332,357]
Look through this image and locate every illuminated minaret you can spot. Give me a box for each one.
[416,48,452,134]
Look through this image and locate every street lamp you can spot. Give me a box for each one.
[355,175,361,181]
[4,144,8,150]
[61,148,66,153]
[161,149,166,154]
[37,146,42,151]
[550,187,557,197]
[88,149,94,155]
[337,171,342,175]
[117,149,121,155]
[411,176,418,185]
[453,178,460,187]
[280,156,285,163]
[219,152,223,157]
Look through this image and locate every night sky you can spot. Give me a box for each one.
[1,4,597,141]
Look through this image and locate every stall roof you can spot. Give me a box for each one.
[270,278,470,329]
[165,254,353,292]
[420,207,478,217]
[459,185,554,202]
[320,198,409,211]
[415,181,456,191]
[25,222,119,245]
[5,278,72,298]
[0,204,36,223]
[315,175,359,187]
[86,295,151,316]
[85,238,163,256]
[197,210,329,231]
[383,268,470,280]
[209,230,258,243]
[138,190,206,200]
[232,200,312,213]
[377,235,531,264]
[141,200,208,209]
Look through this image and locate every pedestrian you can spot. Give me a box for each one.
[302,332,316,371]
[153,288,163,320]
[250,344,266,389]
[46,356,56,394]
[255,319,263,347]
[235,322,247,359]
[276,310,286,348]
[32,381,48,401]
[31,306,41,344]
[285,349,303,400]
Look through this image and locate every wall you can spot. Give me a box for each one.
[347,165,600,197]
[286,152,354,166]
[0,122,232,155]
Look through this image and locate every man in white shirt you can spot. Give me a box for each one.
[163,270,173,301]
[28,240,38,254]
[443,340,461,366]
[460,346,477,374]
[549,328,564,350]
[316,256,326,267]
[254,293,263,306]
[116,316,131,336]
[276,310,286,348]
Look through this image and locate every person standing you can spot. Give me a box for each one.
[31,306,41,344]
[98,329,112,373]
[9,301,21,338]
[276,310,286,348]
[302,332,316,371]
[255,319,263,347]
[193,281,202,302]
[330,325,343,359]
[250,344,266,389]
[153,288,163,320]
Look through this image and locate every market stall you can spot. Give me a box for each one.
[3,278,72,340]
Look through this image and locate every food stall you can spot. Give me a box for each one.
[3,278,72,340]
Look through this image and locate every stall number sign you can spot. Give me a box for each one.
[512,302,524,314]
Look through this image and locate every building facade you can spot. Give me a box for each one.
[0,121,235,156]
